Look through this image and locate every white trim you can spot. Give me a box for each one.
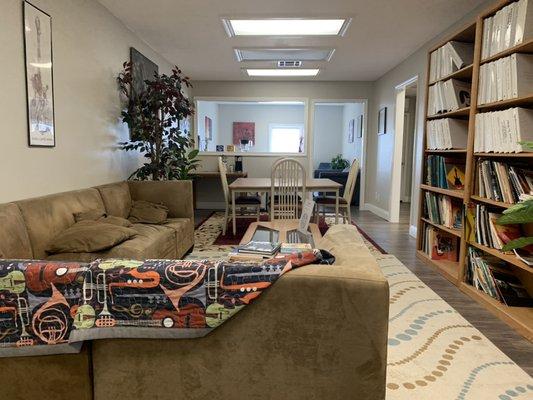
[409,225,417,238]
[364,202,390,221]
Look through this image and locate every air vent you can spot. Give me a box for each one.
[278,61,302,68]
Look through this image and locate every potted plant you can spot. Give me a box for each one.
[117,62,200,180]
[331,154,349,170]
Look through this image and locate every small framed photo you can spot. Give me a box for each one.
[378,107,387,135]
[348,119,355,143]
[357,114,363,138]
[226,144,235,152]
[216,145,224,152]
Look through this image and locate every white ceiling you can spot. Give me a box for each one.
[98,0,486,81]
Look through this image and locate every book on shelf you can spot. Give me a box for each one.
[426,118,468,150]
[430,41,474,82]
[237,241,281,256]
[475,159,533,204]
[421,225,459,261]
[428,79,471,116]
[426,155,466,190]
[482,0,533,60]
[478,54,533,105]
[424,192,463,229]
[474,107,533,153]
[467,247,533,307]
[279,243,312,254]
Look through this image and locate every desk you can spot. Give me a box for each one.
[191,171,247,209]
[229,178,342,235]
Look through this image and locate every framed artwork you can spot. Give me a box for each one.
[348,119,355,143]
[216,145,224,152]
[357,114,364,138]
[378,107,387,135]
[24,1,55,147]
[226,144,235,152]
[205,116,213,140]
[130,47,158,99]
[232,122,255,145]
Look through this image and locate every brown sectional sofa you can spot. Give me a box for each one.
[0,182,389,400]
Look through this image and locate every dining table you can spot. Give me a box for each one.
[228,177,343,235]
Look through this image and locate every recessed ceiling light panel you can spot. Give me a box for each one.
[234,48,335,62]
[246,69,320,77]
[223,18,350,37]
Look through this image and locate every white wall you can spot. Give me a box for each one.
[0,0,174,203]
[313,105,343,169]
[341,103,365,163]
[196,101,218,151]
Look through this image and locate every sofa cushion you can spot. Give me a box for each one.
[46,221,137,254]
[16,188,106,259]
[96,182,132,219]
[0,203,33,259]
[74,209,106,222]
[129,200,169,224]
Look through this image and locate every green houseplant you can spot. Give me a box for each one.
[331,154,349,170]
[117,62,199,180]
[497,198,533,251]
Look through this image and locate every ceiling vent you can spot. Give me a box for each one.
[278,60,302,68]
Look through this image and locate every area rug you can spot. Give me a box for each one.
[186,212,533,399]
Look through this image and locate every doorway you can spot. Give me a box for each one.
[390,77,418,229]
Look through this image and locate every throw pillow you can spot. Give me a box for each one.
[74,209,106,222]
[45,221,137,254]
[128,200,169,224]
[101,216,134,227]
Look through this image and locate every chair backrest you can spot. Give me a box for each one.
[343,159,360,204]
[270,158,306,220]
[218,157,230,204]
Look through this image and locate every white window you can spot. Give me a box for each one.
[268,124,304,153]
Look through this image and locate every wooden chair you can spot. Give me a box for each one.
[314,159,360,224]
[270,158,306,220]
[218,157,260,235]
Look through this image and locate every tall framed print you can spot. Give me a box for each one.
[378,107,387,135]
[357,114,363,138]
[24,1,55,147]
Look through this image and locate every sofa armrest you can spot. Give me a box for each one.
[128,180,194,219]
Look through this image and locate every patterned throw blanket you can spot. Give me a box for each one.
[0,251,332,357]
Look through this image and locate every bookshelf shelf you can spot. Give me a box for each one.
[429,64,473,85]
[470,195,514,209]
[417,250,460,284]
[425,149,467,154]
[468,241,532,273]
[477,94,533,111]
[421,217,463,237]
[480,37,533,65]
[426,107,471,120]
[474,152,533,158]
[460,283,533,341]
[420,184,464,199]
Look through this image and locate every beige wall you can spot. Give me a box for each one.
[0,0,173,203]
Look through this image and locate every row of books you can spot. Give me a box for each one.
[421,225,459,262]
[424,192,463,230]
[475,159,533,204]
[428,79,471,116]
[466,247,532,307]
[482,0,533,60]
[474,107,533,153]
[478,54,533,105]
[429,41,474,82]
[426,118,468,150]
[426,155,466,190]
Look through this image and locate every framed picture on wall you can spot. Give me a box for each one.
[233,122,255,145]
[24,1,55,147]
[205,116,213,140]
[357,114,363,138]
[378,107,387,135]
[348,119,355,143]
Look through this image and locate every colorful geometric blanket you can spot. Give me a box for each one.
[0,250,332,357]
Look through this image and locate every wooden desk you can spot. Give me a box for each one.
[229,178,342,234]
[191,171,247,209]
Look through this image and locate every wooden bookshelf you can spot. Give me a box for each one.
[416,0,533,341]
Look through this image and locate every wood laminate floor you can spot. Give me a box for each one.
[194,204,533,376]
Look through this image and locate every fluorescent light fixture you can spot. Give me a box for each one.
[224,18,349,36]
[234,48,335,62]
[246,69,320,77]
[30,62,52,68]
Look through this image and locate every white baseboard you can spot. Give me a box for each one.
[409,225,417,238]
[363,203,390,221]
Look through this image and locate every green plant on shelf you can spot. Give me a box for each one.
[330,154,349,170]
[497,199,533,251]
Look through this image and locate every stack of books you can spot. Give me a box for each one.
[428,79,471,116]
[467,248,533,306]
[426,118,468,149]
[472,204,519,250]
[482,0,533,60]
[426,155,466,190]
[474,107,533,153]
[429,41,474,82]
[421,225,459,261]
[478,54,533,105]
[476,159,533,204]
[424,192,463,229]
[279,243,312,254]
[236,241,280,256]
